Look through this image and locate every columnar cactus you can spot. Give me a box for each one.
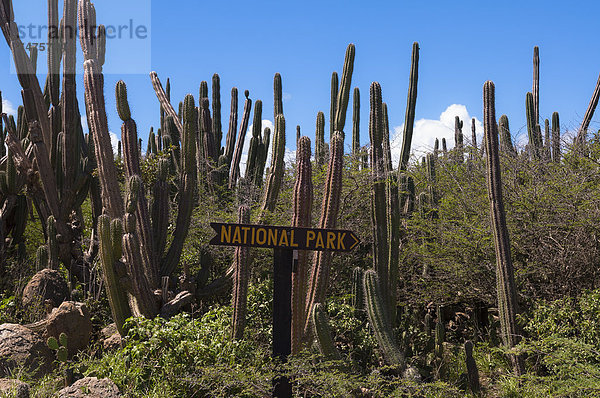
[291,136,313,355]
[304,132,344,338]
[212,73,222,156]
[471,118,477,153]
[259,114,286,220]
[330,72,338,140]
[224,87,238,169]
[315,112,326,168]
[543,118,551,161]
[498,115,516,156]
[352,267,364,313]
[363,270,405,368]
[232,205,251,339]
[533,46,540,125]
[442,138,447,156]
[369,82,390,306]
[333,44,356,136]
[576,72,600,145]
[229,90,252,189]
[274,73,284,118]
[454,116,464,163]
[551,111,560,162]
[352,87,360,157]
[399,42,419,172]
[483,80,525,376]
[526,92,543,159]
[245,99,263,186]
[311,303,341,361]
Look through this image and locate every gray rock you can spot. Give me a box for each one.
[22,269,68,308]
[0,324,53,378]
[56,377,121,398]
[43,302,92,358]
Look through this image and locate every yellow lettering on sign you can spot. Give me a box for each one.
[232,226,241,244]
[279,231,289,247]
[220,225,231,244]
[241,227,250,244]
[256,228,267,245]
[251,227,256,245]
[327,232,336,249]
[290,230,299,247]
[268,228,278,246]
[337,232,346,250]
[306,230,316,246]
[315,232,324,249]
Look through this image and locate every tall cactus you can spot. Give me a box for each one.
[274,73,284,118]
[576,72,600,145]
[471,118,477,154]
[363,270,405,368]
[291,136,313,355]
[259,114,286,219]
[399,42,419,172]
[304,133,344,338]
[315,111,326,168]
[551,111,560,162]
[352,87,360,157]
[483,80,525,376]
[333,44,356,136]
[498,115,516,156]
[454,116,464,163]
[329,72,338,140]
[526,92,542,159]
[245,99,263,185]
[212,73,222,155]
[232,205,251,339]
[229,90,252,189]
[224,87,238,169]
[533,46,540,125]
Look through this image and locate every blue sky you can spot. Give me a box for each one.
[2,0,599,162]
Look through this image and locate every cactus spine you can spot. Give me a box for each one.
[551,111,560,162]
[232,205,251,339]
[483,80,525,376]
[291,137,313,355]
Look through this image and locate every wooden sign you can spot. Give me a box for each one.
[209,223,360,252]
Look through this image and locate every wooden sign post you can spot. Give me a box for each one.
[210,223,360,398]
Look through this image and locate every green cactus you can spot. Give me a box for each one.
[576,72,600,145]
[311,303,341,361]
[274,73,283,118]
[330,71,338,140]
[245,99,263,185]
[544,118,551,161]
[352,87,360,157]
[435,306,445,359]
[363,270,405,368]
[229,90,252,189]
[212,73,222,156]
[36,245,49,271]
[498,115,516,156]
[526,92,542,159]
[47,332,69,362]
[291,136,313,355]
[47,215,59,270]
[399,42,419,172]
[552,111,560,162]
[533,46,540,125]
[471,118,477,154]
[483,80,525,376]
[454,116,464,163]
[315,111,326,168]
[333,44,356,136]
[232,205,251,339]
[352,267,364,314]
[260,114,286,220]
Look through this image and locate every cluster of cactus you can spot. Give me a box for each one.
[0,0,104,286]
[245,100,270,189]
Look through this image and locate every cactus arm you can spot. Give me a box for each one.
[533,46,540,125]
[224,87,238,164]
[329,72,338,140]
[334,43,356,135]
[315,111,325,168]
[576,72,600,145]
[160,94,197,277]
[229,91,252,189]
[274,73,283,118]
[352,87,360,156]
[311,303,341,360]
[551,112,560,162]
[259,114,286,220]
[150,71,184,136]
[399,42,419,172]
[212,74,222,155]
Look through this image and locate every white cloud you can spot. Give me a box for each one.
[282,92,292,101]
[2,99,16,116]
[391,104,483,165]
[109,131,119,154]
